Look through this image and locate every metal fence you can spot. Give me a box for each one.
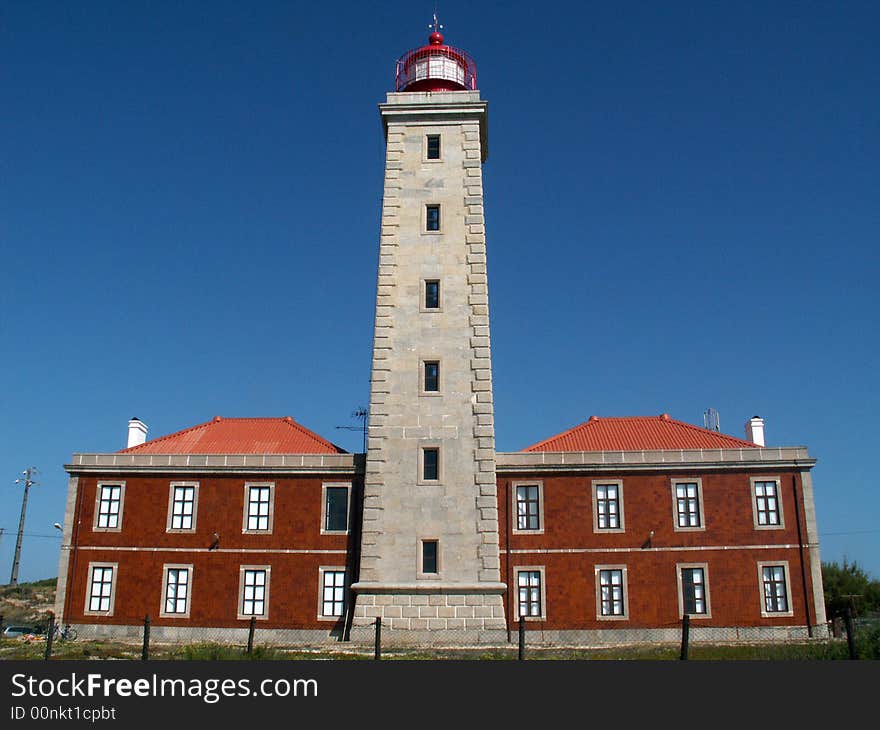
[2,611,872,660]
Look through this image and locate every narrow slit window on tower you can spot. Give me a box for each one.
[425,280,440,309]
[426,204,440,231]
[426,134,441,160]
[422,447,439,481]
[423,361,440,392]
[422,540,439,574]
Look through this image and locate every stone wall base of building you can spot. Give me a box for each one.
[67,623,344,646]
[350,583,507,643]
[64,620,828,648]
[510,623,829,645]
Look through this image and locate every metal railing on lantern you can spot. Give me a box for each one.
[394,43,477,91]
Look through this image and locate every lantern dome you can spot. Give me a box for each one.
[394,31,477,92]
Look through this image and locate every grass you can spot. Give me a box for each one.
[0,577,56,626]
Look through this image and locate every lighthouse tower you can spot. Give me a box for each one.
[351,26,506,643]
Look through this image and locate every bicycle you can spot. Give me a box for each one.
[52,624,78,642]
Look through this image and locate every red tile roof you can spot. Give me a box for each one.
[120,417,346,454]
[523,414,760,452]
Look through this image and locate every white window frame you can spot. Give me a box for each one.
[420,278,443,313]
[757,561,794,618]
[84,562,117,616]
[93,481,125,532]
[419,358,442,396]
[423,203,442,234]
[242,482,275,534]
[418,444,442,485]
[751,477,785,530]
[511,481,544,535]
[423,133,442,162]
[159,563,193,619]
[237,565,271,620]
[166,481,199,533]
[417,537,441,580]
[513,566,546,621]
[320,482,352,535]
[671,479,706,532]
[317,566,348,621]
[592,479,625,533]
[676,562,711,619]
[595,564,629,621]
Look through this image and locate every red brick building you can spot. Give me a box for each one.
[55,413,826,644]
[495,415,825,643]
[55,417,365,643]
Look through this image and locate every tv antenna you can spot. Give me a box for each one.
[336,407,368,454]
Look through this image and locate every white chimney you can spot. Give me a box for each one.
[127,417,148,448]
[745,416,765,446]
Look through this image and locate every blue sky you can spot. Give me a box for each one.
[1,1,878,583]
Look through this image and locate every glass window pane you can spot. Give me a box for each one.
[325,487,349,531]
[425,280,440,308]
[423,449,439,480]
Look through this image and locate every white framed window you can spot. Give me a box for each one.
[84,562,117,616]
[514,566,546,621]
[677,563,711,618]
[425,134,442,161]
[595,565,629,620]
[242,482,274,534]
[167,481,199,533]
[417,538,441,579]
[420,358,442,395]
[318,567,347,621]
[321,482,351,535]
[424,203,441,233]
[418,445,442,484]
[751,477,784,530]
[672,479,705,531]
[421,279,442,312]
[93,481,125,532]
[512,481,544,534]
[160,564,193,618]
[758,561,793,617]
[592,480,625,533]
[238,566,271,620]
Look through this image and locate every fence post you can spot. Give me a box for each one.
[680,614,690,660]
[844,607,858,660]
[518,617,526,661]
[247,616,256,655]
[44,613,55,660]
[374,617,382,660]
[142,615,150,661]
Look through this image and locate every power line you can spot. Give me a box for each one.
[819,529,880,537]
[0,529,62,539]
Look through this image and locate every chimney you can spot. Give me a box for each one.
[745,416,765,446]
[127,417,148,448]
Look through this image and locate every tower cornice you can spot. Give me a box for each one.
[380,92,489,162]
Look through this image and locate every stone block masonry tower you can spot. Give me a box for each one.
[350,27,507,643]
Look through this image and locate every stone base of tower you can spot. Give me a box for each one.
[349,583,508,646]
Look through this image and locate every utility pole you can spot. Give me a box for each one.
[10,467,38,586]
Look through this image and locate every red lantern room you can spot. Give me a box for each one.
[394,29,477,92]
